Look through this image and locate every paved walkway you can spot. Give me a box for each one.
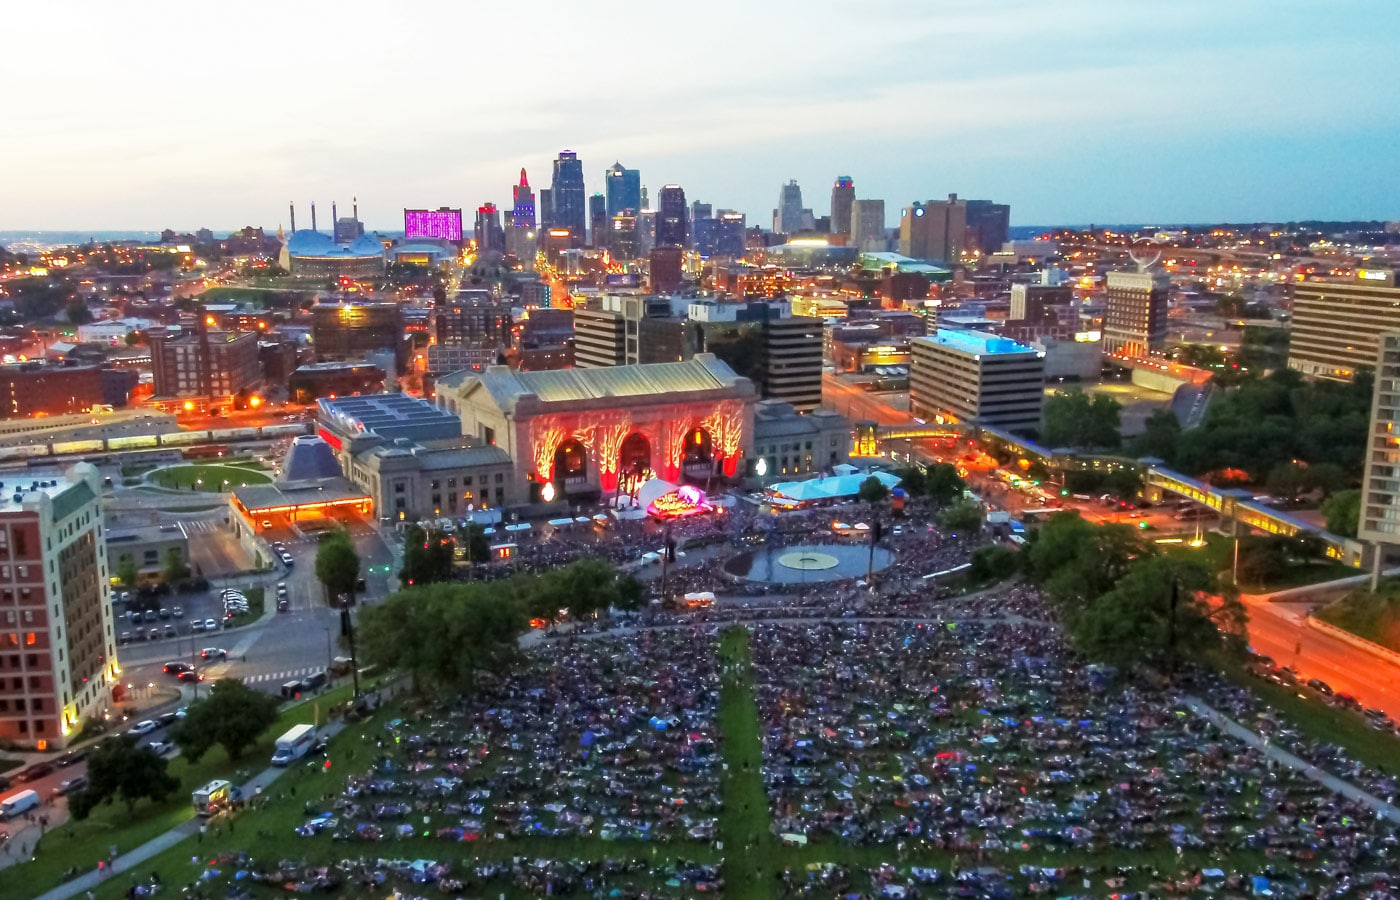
[1182,695,1400,825]
[29,718,351,900]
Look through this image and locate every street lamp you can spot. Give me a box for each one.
[323,626,333,674]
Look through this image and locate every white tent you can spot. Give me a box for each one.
[637,478,683,511]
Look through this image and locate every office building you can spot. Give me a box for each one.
[649,246,685,293]
[1359,332,1400,558]
[309,302,406,373]
[964,200,1010,256]
[776,180,804,235]
[474,203,505,253]
[0,364,105,418]
[692,300,824,413]
[1289,270,1400,381]
[538,188,554,229]
[0,463,119,750]
[899,194,966,264]
[1103,270,1169,358]
[1010,284,1072,323]
[288,362,386,403]
[610,212,640,261]
[830,176,855,239]
[588,193,607,248]
[404,207,464,242]
[656,185,689,248]
[695,212,746,259]
[435,292,512,349]
[850,199,886,251]
[509,169,536,260]
[691,201,712,222]
[149,327,260,399]
[911,330,1045,433]
[636,210,658,256]
[604,162,641,218]
[550,150,587,245]
[573,303,628,368]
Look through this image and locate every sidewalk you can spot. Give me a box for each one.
[30,718,352,900]
[1183,695,1400,825]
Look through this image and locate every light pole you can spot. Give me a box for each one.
[323,626,333,674]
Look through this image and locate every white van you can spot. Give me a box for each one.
[1,788,40,818]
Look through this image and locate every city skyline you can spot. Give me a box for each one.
[3,0,1398,231]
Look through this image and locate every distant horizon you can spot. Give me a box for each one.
[3,1,1398,230]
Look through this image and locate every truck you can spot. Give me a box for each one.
[271,723,317,766]
[192,779,240,817]
[1,788,39,819]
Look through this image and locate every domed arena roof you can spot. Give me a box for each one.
[285,229,337,256]
[279,435,343,482]
[347,234,386,256]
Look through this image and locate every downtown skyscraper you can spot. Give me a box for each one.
[509,168,536,260]
[775,180,805,235]
[656,184,688,248]
[551,150,587,246]
[605,162,641,218]
[830,176,855,239]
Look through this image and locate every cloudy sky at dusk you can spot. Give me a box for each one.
[3,0,1397,231]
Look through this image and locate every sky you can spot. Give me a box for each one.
[2,0,1399,231]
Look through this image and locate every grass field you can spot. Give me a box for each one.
[15,684,359,894]
[1165,532,1353,593]
[147,463,272,492]
[1315,581,1400,652]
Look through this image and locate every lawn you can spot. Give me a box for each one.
[147,463,272,492]
[1315,581,1400,652]
[14,684,362,894]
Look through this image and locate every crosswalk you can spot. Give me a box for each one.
[242,666,320,685]
[178,519,223,534]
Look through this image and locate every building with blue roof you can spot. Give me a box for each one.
[910,329,1046,435]
[279,201,386,279]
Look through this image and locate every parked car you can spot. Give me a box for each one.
[118,631,132,645]
[147,628,161,641]
[157,608,171,620]
[53,776,88,796]
[1307,678,1333,696]
[276,598,289,613]
[56,748,86,768]
[191,619,206,633]
[17,763,54,782]
[203,618,218,631]
[163,624,177,638]
[172,606,184,618]
[129,720,159,735]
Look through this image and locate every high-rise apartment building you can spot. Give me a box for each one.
[1359,331,1400,551]
[830,176,855,239]
[899,194,966,263]
[692,300,823,412]
[851,199,886,251]
[550,151,586,246]
[509,169,537,260]
[588,193,608,249]
[775,180,804,235]
[656,185,689,248]
[604,162,641,219]
[573,301,629,368]
[474,203,505,253]
[149,327,260,399]
[1289,270,1400,381]
[964,200,1010,256]
[910,330,1045,433]
[0,463,120,749]
[1103,270,1169,358]
[435,291,512,349]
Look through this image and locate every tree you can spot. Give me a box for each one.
[172,679,281,763]
[124,330,144,347]
[1027,513,1143,609]
[69,735,177,819]
[530,557,627,620]
[400,524,454,586]
[1305,461,1350,498]
[1070,556,1246,669]
[924,463,966,506]
[163,547,191,584]
[1130,409,1182,461]
[938,500,984,535]
[1322,488,1361,538]
[1235,535,1291,588]
[116,557,139,589]
[315,529,361,607]
[857,476,889,504]
[1266,462,1308,503]
[1042,391,1122,450]
[968,545,1019,583]
[463,524,490,565]
[892,466,926,497]
[359,581,526,695]
[615,573,647,611]
[65,299,93,325]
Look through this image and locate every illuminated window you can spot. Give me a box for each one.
[25,632,35,646]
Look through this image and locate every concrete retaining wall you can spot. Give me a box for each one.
[1307,615,1400,668]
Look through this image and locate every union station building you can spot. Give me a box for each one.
[440,355,758,501]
